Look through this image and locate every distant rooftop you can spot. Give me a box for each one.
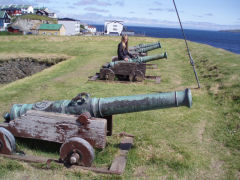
[58,18,79,21]
[39,24,63,30]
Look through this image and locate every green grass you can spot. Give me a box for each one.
[0,36,239,179]
[0,31,21,36]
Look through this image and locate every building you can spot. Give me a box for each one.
[85,25,96,33]
[58,18,80,35]
[7,25,21,34]
[0,5,33,16]
[34,7,49,13]
[0,10,11,31]
[34,7,57,18]
[104,20,123,35]
[38,24,65,36]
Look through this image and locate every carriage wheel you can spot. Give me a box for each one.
[134,70,144,82]
[105,69,115,81]
[60,137,94,167]
[129,72,135,82]
[100,69,115,81]
[0,127,16,154]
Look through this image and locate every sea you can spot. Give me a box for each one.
[93,25,240,54]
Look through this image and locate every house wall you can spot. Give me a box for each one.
[0,13,11,31]
[59,26,66,35]
[38,29,60,35]
[86,26,96,33]
[0,20,4,31]
[27,6,34,14]
[38,26,65,36]
[58,20,80,35]
[104,21,123,35]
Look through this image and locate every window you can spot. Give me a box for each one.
[113,28,117,31]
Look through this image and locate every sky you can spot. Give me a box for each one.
[1,0,240,30]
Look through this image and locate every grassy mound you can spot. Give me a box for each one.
[12,14,57,24]
[0,36,239,179]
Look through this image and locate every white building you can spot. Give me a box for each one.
[0,5,33,16]
[20,5,34,14]
[104,20,123,35]
[58,18,80,36]
[86,25,96,33]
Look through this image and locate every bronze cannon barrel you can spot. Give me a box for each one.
[109,52,167,67]
[130,42,161,53]
[129,42,161,50]
[4,89,192,121]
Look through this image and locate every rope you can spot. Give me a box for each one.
[172,0,201,88]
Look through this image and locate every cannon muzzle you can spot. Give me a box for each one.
[4,89,192,120]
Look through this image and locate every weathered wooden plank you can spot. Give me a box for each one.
[0,153,49,163]
[109,137,134,174]
[0,153,122,175]
[6,110,107,149]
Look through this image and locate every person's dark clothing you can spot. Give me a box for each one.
[117,42,133,60]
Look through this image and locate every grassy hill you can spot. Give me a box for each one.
[11,14,58,24]
[0,36,239,179]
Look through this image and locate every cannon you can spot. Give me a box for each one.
[0,89,192,168]
[112,42,162,62]
[109,52,167,68]
[130,42,161,49]
[99,52,167,82]
[128,42,162,57]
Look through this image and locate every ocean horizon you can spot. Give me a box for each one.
[93,24,240,54]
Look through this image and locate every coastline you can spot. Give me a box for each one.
[93,25,240,54]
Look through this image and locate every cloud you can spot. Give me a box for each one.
[115,0,124,6]
[68,5,76,9]
[149,8,163,11]
[193,15,203,18]
[0,0,32,5]
[73,0,111,7]
[84,7,108,13]
[129,11,135,14]
[149,8,175,13]
[65,12,240,31]
[0,0,51,6]
[204,13,213,16]
[168,8,175,12]
[154,1,162,6]
[35,0,50,3]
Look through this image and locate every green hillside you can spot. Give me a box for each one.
[11,14,57,24]
[0,36,239,179]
